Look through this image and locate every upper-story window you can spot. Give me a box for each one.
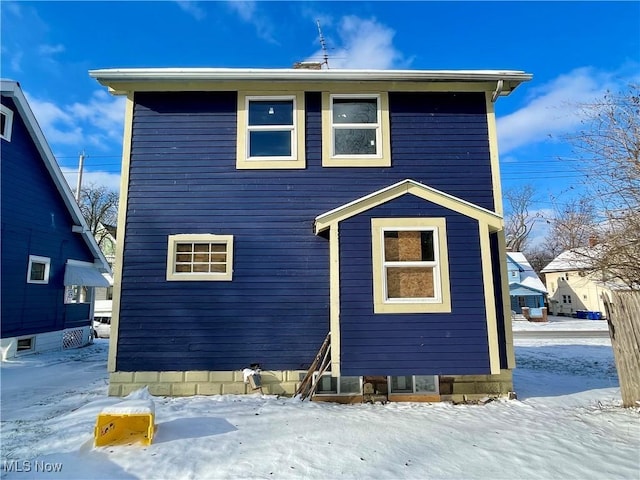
[322,93,391,167]
[236,93,306,169]
[1,104,14,142]
[27,255,51,284]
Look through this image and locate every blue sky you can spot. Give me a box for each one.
[2,1,639,243]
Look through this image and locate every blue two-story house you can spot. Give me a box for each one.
[1,80,111,360]
[91,68,531,402]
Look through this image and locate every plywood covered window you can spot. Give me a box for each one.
[372,218,451,313]
[166,234,233,281]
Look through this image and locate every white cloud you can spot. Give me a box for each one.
[26,91,125,150]
[61,167,121,194]
[38,44,65,56]
[497,67,631,154]
[226,1,277,44]
[306,16,410,69]
[175,1,206,20]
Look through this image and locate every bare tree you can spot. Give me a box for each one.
[504,185,540,252]
[76,182,119,251]
[564,84,640,288]
[543,197,597,256]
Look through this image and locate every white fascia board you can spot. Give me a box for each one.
[89,68,532,93]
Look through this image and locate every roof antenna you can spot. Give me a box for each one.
[316,19,329,69]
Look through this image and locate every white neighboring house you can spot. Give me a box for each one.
[93,223,115,338]
[541,247,628,319]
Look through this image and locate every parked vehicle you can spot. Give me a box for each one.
[93,316,111,339]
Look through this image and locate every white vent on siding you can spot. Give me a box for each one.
[63,329,84,349]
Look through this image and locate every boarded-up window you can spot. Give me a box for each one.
[383,230,437,300]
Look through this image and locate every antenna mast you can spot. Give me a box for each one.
[316,20,329,69]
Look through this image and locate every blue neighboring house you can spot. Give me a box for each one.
[91,67,531,402]
[1,80,111,360]
[506,252,547,314]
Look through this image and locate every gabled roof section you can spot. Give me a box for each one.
[541,247,598,273]
[0,79,110,273]
[507,252,547,294]
[314,179,503,234]
[89,67,532,97]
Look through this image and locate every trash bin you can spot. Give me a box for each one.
[587,311,602,320]
[576,310,587,319]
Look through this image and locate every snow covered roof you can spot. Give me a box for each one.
[507,252,547,294]
[541,247,596,273]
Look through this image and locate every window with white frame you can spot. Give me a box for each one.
[166,234,234,281]
[322,93,391,167]
[1,104,13,142]
[17,337,35,353]
[389,375,438,394]
[313,373,362,395]
[371,218,451,314]
[236,93,306,169]
[27,255,50,284]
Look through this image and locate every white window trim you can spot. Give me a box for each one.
[322,92,391,167]
[312,372,363,396]
[16,336,35,354]
[27,255,51,284]
[371,218,451,314]
[166,234,234,281]
[236,92,306,169]
[1,104,14,142]
[388,375,439,395]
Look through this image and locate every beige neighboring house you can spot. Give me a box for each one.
[541,247,628,319]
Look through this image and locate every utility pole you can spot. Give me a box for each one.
[75,150,85,202]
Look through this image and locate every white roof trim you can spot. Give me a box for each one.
[0,79,110,273]
[90,67,532,82]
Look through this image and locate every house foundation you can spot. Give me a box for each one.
[108,369,514,403]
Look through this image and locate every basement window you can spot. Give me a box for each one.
[17,337,35,353]
[27,255,51,284]
[313,373,362,395]
[0,104,13,141]
[389,375,438,394]
[166,234,234,281]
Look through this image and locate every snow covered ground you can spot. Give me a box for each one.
[1,319,638,480]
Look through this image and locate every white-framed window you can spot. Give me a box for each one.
[322,92,391,167]
[166,234,234,281]
[1,104,14,142]
[313,373,362,395]
[17,336,35,354]
[27,255,51,284]
[388,375,439,394]
[371,218,451,314]
[236,93,306,169]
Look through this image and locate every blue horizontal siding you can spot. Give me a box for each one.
[338,195,491,376]
[116,90,497,373]
[1,96,95,338]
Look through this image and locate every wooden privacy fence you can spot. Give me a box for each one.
[602,291,640,408]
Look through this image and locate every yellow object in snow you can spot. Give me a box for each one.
[94,399,155,447]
